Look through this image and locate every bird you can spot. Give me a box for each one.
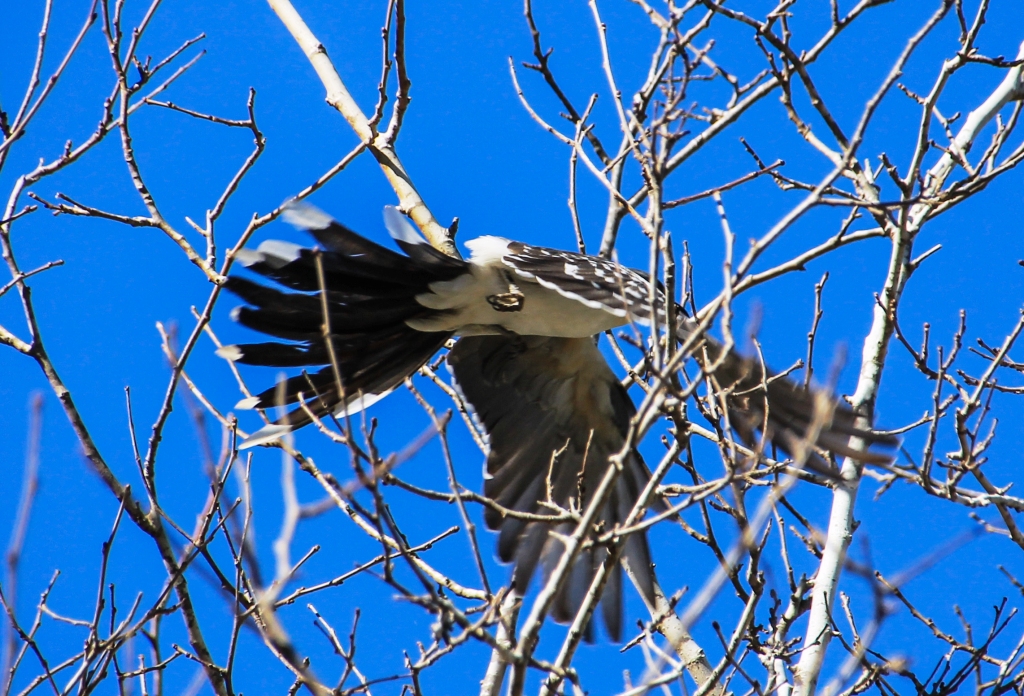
[218,200,897,641]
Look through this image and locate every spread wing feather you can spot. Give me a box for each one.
[502,242,665,322]
[500,242,897,471]
[448,335,659,642]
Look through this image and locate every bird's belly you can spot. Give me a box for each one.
[405,268,626,338]
[481,283,624,337]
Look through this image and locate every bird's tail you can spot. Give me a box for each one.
[220,202,467,448]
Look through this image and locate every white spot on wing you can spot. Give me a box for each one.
[239,423,293,449]
[510,267,537,280]
[282,200,334,230]
[383,205,428,245]
[529,274,630,317]
[334,389,393,417]
[216,345,242,361]
[257,239,302,264]
[234,248,262,267]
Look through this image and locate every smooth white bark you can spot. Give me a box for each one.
[793,40,1024,696]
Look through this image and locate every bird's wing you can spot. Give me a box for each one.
[693,342,899,470]
[500,242,666,324]
[448,334,660,642]
[497,242,896,469]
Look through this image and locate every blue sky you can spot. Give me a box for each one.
[2,0,1023,693]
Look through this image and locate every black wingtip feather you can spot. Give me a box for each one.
[694,336,900,468]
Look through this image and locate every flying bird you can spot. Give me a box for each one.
[219,201,896,640]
